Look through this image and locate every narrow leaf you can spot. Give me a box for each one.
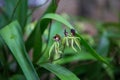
[40,0,58,34]
[14,0,28,28]
[76,34,111,67]
[41,13,73,29]
[40,63,80,80]
[54,52,96,64]
[0,21,39,80]
[25,0,58,62]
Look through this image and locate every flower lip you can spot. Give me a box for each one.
[71,29,75,36]
[53,34,61,41]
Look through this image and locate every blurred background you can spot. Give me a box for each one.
[0,0,120,25]
[0,0,120,80]
[34,0,120,22]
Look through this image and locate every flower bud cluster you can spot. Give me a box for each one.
[49,29,81,60]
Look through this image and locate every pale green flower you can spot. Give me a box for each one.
[49,34,62,60]
[62,29,81,52]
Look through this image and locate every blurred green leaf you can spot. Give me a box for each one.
[107,32,120,38]
[86,62,102,80]
[0,0,17,27]
[0,11,9,27]
[0,21,39,80]
[97,32,110,56]
[3,0,17,19]
[103,64,114,80]
[40,63,80,80]
[0,74,8,80]
[49,22,63,40]
[14,0,28,28]
[40,0,58,34]
[31,22,42,62]
[10,74,26,80]
[103,22,120,28]
[25,0,58,62]
[41,13,73,29]
[54,52,96,64]
[76,34,111,67]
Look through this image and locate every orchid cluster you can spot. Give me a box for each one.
[49,29,81,60]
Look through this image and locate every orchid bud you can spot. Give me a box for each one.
[71,29,75,36]
[64,29,68,36]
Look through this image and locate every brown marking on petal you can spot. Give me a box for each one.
[53,34,61,41]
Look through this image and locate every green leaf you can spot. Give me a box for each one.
[0,0,17,27]
[25,0,58,62]
[0,21,39,80]
[33,23,42,62]
[41,13,73,29]
[40,0,58,34]
[0,74,8,80]
[3,0,17,19]
[103,22,120,28]
[76,34,111,67]
[25,22,42,62]
[13,0,28,28]
[40,63,80,80]
[97,32,110,56]
[54,52,96,64]
[10,74,26,80]
[107,32,120,38]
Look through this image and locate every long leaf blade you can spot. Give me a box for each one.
[41,13,73,29]
[40,63,80,80]
[0,21,39,80]
[76,34,112,67]
[14,0,28,28]
[25,0,58,62]
[54,52,97,64]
